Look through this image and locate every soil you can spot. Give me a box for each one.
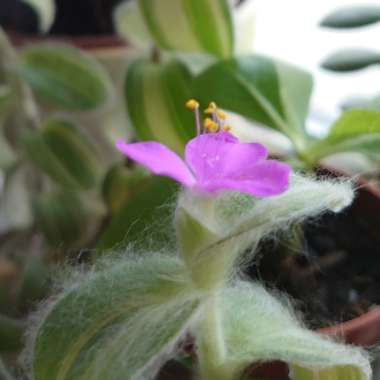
[248,186,380,329]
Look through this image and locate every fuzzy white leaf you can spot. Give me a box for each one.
[177,174,354,287]
[221,281,371,380]
[28,255,201,380]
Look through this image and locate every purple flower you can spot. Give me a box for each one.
[115,130,290,197]
[117,100,290,197]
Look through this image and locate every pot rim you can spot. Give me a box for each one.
[6,30,128,50]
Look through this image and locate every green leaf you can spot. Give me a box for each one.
[320,5,380,29]
[113,0,153,48]
[16,44,113,110]
[117,0,234,57]
[125,58,195,154]
[31,255,200,380]
[23,119,101,190]
[0,85,14,115]
[97,176,177,251]
[175,175,353,291]
[221,282,371,380]
[180,174,353,268]
[21,0,56,32]
[309,109,380,161]
[192,55,312,148]
[102,165,149,214]
[0,315,24,352]
[321,49,380,72]
[32,191,90,247]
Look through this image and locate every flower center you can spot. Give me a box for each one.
[185,99,232,136]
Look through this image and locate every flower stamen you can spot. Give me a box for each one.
[185,99,201,136]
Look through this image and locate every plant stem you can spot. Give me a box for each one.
[198,295,234,380]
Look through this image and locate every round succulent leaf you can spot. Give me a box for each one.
[22,119,101,190]
[16,44,114,110]
[192,55,312,146]
[321,49,380,72]
[125,58,195,154]
[31,255,200,380]
[320,5,380,29]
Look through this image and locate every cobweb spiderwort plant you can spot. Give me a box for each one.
[27,101,370,380]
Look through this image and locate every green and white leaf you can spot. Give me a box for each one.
[30,255,200,380]
[192,55,313,149]
[22,119,102,190]
[21,0,56,32]
[125,58,195,154]
[220,282,371,379]
[113,0,153,48]
[16,44,114,110]
[116,0,234,57]
[309,109,380,161]
[321,49,380,72]
[320,5,380,29]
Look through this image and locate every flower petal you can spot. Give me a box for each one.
[198,160,290,197]
[185,132,239,182]
[116,140,195,187]
[222,142,268,176]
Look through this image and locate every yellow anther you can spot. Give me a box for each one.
[223,125,232,132]
[185,99,199,110]
[204,118,219,132]
[217,110,226,120]
[209,101,217,109]
[204,107,214,115]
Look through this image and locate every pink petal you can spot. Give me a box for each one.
[116,140,195,187]
[198,160,290,197]
[185,132,239,182]
[222,142,268,176]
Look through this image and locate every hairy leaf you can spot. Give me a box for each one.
[321,49,380,72]
[177,174,353,288]
[320,5,380,29]
[31,255,200,380]
[192,55,312,147]
[97,176,177,251]
[125,58,195,154]
[16,44,113,110]
[221,282,371,380]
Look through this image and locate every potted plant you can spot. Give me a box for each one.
[23,101,373,379]
[0,1,379,378]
